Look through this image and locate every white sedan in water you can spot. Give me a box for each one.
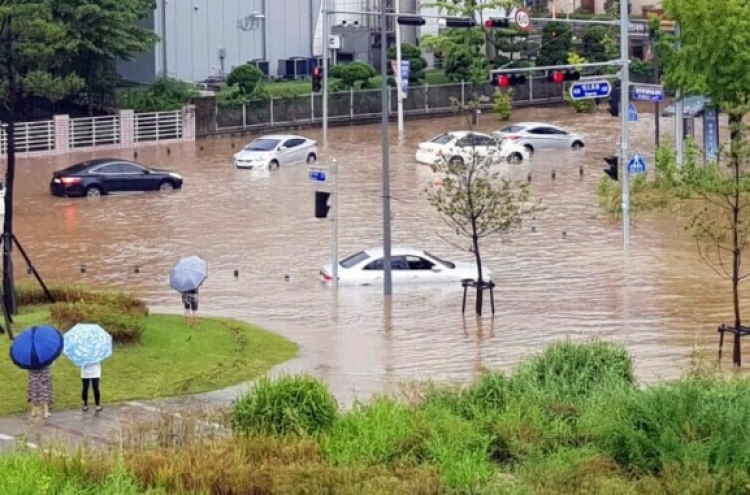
[415,131,529,166]
[320,246,492,286]
[233,134,318,170]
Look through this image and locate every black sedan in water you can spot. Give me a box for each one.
[49,158,183,198]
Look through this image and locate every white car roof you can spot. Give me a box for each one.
[510,122,564,130]
[253,134,307,140]
[362,246,430,258]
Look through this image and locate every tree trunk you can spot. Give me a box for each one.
[472,230,483,315]
[730,112,742,365]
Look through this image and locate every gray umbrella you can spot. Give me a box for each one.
[169,255,207,292]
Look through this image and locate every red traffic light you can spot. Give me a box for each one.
[551,71,564,83]
[313,67,321,78]
[547,70,580,83]
[492,73,526,87]
[484,17,509,28]
[498,75,509,87]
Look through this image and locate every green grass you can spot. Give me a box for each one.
[0,306,297,415]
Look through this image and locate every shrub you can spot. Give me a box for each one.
[493,88,513,120]
[232,374,338,437]
[227,63,265,95]
[15,282,148,315]
[50,302,146,344]
[329,61,377,89]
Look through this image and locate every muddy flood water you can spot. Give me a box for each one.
[9,105,745,402]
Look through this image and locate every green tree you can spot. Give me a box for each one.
[536,22,573,67]
[124,77,196,113]
[329,61,376,90]
[422,28,486,83]
[582,25,613,63]
[48,0,158,113]
[386,43,428,82]
[0,2,84,331]
[227,64,266,96]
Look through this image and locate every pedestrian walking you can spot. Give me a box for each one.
[81,362,102,412]
[181,288,199,326]
[27,366,53,418]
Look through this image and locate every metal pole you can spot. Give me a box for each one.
[619,0,630,247]
[674,22,683,166]
[652,31,660,147]
[395,0,404,134]
[322,0,329,144]
[160,0,168,75]
[331,158,338,296]
[380,0,392,297]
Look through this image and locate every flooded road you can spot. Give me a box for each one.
[10,105,744,401]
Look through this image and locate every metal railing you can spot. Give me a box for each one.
[134,111,183,142]
[215,79,567,131]
[0,120,56,154]
[69,115,120,149]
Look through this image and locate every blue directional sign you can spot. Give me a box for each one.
[703,108,720,163]
[308,168,327,183]
[627,151,647,174]
[569,80,611,100]
[628,103,638,122]
[632,85,665,102]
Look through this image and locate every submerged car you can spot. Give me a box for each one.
[493,122,586,153]
[320,246,492,286]
[233,134,318,169]
[415,131,529,166]
[49,159,183,198]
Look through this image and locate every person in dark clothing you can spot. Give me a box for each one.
[181,289,199,326]
[81,362,102,413]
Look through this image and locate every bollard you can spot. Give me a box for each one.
[167,147,171,155]
[80,264,87,274]
[200,146,204,151]
[134,266,140,274]
[231,142,235,148]
[284,275,290,281]
[579,166,584,177]
[134,151,138,159]
[26,266,32,275]
[551,170,556,180]
[562,231,567,238]
[527,173,532,183]
[233,269,239,278]
[531,225,536,232]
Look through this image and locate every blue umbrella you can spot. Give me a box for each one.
[10,325,64,370]
[63,323,113,367]
[169,255,207,292]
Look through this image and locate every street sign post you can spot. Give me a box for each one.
[628,103,638,122]
[308,168,327,183]
[569,80,611,100]
[627,151,647,174]
[632,84,664,102]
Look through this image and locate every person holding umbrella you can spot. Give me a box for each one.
[169,255,207,327]
[62,323,113,413]
[10,325,64,419]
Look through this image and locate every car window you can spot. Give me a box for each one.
[405,255,434,270]
[473,135,492,146]
[244,138,280,151]
[283,138,305,148]
[527,127,549,135]
[364,256,409,270]
[116,163,146,174]
[423,251,456,269]
[340,251,370,268]
[500,125,525,133]
[429,134,454,145]
[550,128,568,135]
[91,164,120,174]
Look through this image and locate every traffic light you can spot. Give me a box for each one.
[547,70,580,83]
[397,15,426,26]
[315,191,331,218]
[491,72,526,88]
[603,155,618,181]
[437,16,477,28]
[608,81,620,117]
[312,67,323,92]
[484,17,510,28]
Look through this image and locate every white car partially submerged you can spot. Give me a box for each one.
[415,131,529,166]
[233,134,318,170]
[320,246,492,286]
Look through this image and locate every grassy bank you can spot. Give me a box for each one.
[0,284,297,415]
[3,340,749,494]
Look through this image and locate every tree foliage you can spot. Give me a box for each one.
[386,43,428,82]
[227,64,266,96]
[536,22,573,67]
[329,61,376,90]
[123,77,196,113]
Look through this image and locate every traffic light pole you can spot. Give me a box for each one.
[619,0,631,247]
[322,0,330,145]
[395,0,404,135]
[380,1,393,297]
[331,159,338,295]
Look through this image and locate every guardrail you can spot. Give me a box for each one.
[215,79,567,131]
[0,108,193,158]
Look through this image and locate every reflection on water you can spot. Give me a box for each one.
[7,106,747,402]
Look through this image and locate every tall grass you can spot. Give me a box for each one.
[9,340,750,494]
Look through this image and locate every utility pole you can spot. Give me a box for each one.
[322,0,330,145]
[331,159,338,296]
[380,0,393,297]
[619,0,631,247]
[674,22,684,166]
[395,0,404,135]
[651,28,660,147]
[160,0,168,75]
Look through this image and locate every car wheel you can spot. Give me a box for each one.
[449,156,464,165]
[524,145,534,155]
[572,141,584,150]
[269,160,280,170]
[306,153,317,164]
[507,152,523,164]
[158,180,174,192]
[85,186,102,198]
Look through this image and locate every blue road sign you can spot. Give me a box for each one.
[628,103,638,122]
[627,151,647,174]
[308,168,327,183]
[569,80,611,100]
[632,85,665,102]
[703,108,720,163]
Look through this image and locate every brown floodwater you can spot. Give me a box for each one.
[7,105,746,402]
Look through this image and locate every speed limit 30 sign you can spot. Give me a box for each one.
[514,8,531,32]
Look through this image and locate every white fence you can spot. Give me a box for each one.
[0,108,190,157]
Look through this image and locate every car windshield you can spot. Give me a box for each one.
[244,139,280,151]
[423,251,456,269]
[429,134,455,145]
[340,251,370,268]
[499,125,525,133]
